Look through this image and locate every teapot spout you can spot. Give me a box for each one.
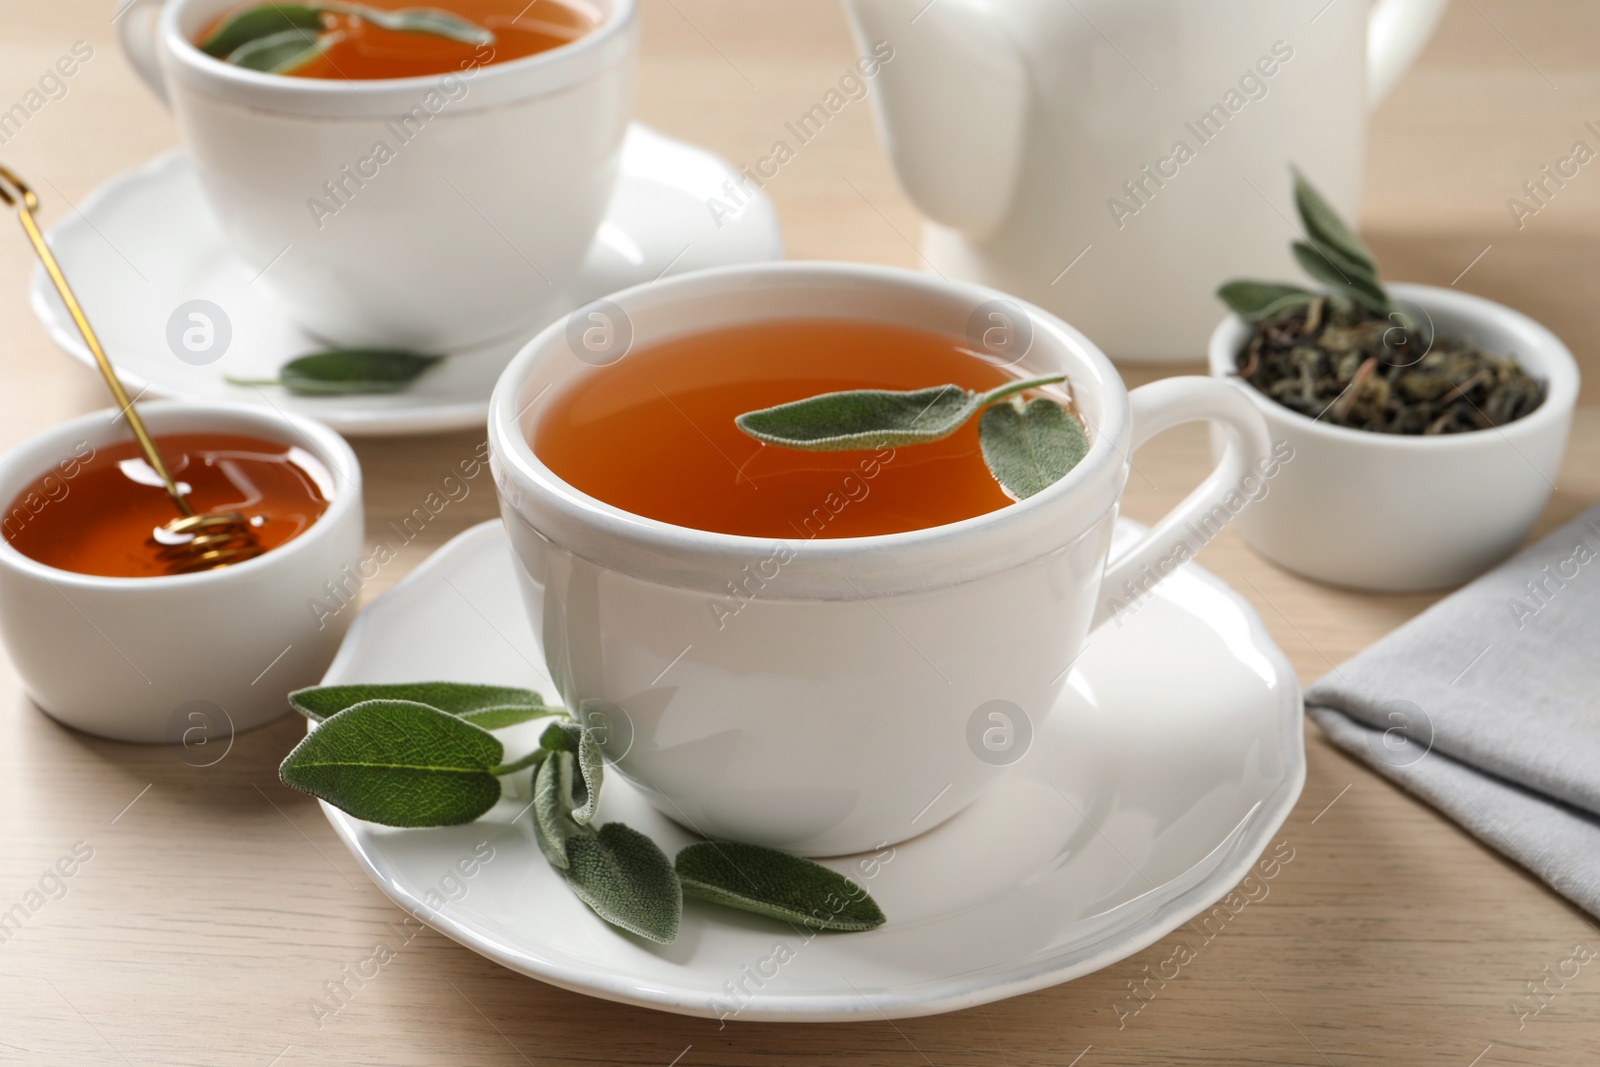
[844,0,1028,240]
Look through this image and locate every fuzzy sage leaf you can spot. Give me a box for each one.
[1292,166,1380,280]
[323,1,493,44]
[228,350,442,396]
[197,3,324,58]
[227,26,337,73]
[198,2,492,71]
[540,721,604,825]
[979,397,1091,500]
[1291,242,1388,314]
[289,683,561,729]
[533,749,579,869]
[279,700,504,827]
[1216,281,1317,321]
[675,842,886,931]
[527,737,681,943]
[1217,169,1394,319]
[736,374,1065,452]
[565,823,682,944]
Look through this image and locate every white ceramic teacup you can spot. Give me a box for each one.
[0,401,363,743]
[489,263,1272,856]
[116,0,636,350]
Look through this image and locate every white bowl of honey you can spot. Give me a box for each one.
[0,401,362,742]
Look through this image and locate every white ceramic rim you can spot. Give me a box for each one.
[1207,282,1580,447]
[315,519,1306,1021]
[0,400,362,591]
[489,261,1132,597]
[157,0,637,116]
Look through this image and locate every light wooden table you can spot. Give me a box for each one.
[3,2,1599,1063]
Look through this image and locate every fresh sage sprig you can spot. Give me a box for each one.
[198,2,492,74]
[226,349,442,396]
[290,682,561,729]
[676,842,886,932]
[1218,169,1393,320]
[734,373,1088,501]
[279,699,514,826]
[278,682,886,944]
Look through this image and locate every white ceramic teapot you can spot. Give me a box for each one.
[844,0,1449,362]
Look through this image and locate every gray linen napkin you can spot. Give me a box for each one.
[1305,503,1600,918]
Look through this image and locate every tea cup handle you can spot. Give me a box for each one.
[115,0,171,108]
[1091,376,1272,630]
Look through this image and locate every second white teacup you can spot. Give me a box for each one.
[117,0,636,350]
[490,263,1272,856]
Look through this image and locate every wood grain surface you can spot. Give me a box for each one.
[2,1,1598,1063]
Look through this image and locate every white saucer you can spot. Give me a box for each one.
[31,125,783,436]
[315,519,1305,1021]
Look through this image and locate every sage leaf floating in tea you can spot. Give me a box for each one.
[676,842,886,931]
[226,26,341,73]
[564,823,682,944]
[735,373,1065,451]
[979,396,1091,500]
[278,699,506,826]
[197,3,324,59]
[1217,170,1546,434]
[322,1,493,44]
[736,371,1090,499]
[227,349,442,396]
[289,682,560,728]
[197,2,493,75]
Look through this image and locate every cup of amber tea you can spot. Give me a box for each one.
[489,263,1272,856]
[116,0,633,350]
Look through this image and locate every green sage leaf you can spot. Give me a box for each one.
[227,26,335,73]
[197,3,324,58]
[1292,167,1379,278]
[540,721,603,824]
[737,383,978,451]
[532,750,580,869]
[735,373,1065,452]
[675,842,886,932]
[325,1,494,44]
[280,350,442,395]
[1291,242,1389,313]
[565,822,682,944]
[278,699,504,827]
[978,397,1089,501]
[288,683,559,729]
[1216,280,1316,320]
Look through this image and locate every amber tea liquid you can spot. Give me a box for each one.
[533,319,1065,539]
[198,0,600,80]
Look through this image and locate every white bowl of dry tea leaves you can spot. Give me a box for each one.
[1207,171,1578,592]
